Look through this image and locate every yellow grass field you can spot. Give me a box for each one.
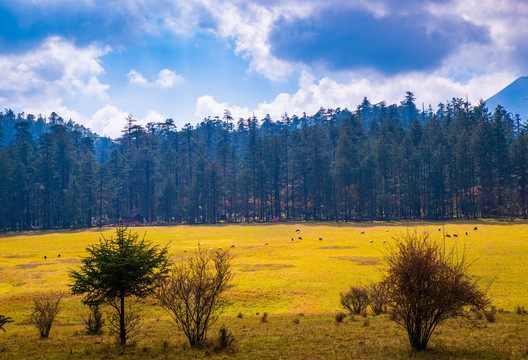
[1,221,528,359]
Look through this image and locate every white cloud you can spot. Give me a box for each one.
[195,95,252,120]
[0,36,110,110]
[155,69,184,88]
[127,68,183,88]
[195,68,518,123]
[127,69,149,86]
[89,105,129,138]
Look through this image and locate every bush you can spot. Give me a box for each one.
[484,309,496,323]
[155,246,233,348]
[368,282,387,315]
[82,303,105,335]
[214,325,236,353]
[340,286,370,314]
[515,305,527,315]
[335,312,346,323]
[261,312,268,323]
[29,292,63,338]
[381,232,489,351]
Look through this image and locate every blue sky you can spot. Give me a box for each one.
[0,0,526,137]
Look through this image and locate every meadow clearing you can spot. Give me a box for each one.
[0,221,528,359]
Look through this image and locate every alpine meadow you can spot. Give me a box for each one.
[2,0,528,358]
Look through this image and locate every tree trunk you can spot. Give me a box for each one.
[120,293,126,345]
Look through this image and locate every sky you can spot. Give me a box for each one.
[0,0,527,138]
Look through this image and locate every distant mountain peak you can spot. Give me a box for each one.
[486,76,528,119]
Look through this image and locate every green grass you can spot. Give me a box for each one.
[1,221,528,359]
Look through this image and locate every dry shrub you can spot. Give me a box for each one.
[515,305,527,315]
[340,286,370,314]
[29,292,63,338]
[381,232,489,351]
[155,247,233,348]
[368,282,387,315]
[261,312,268,323]
[484,309,496,323]
[237,312,243,319]
[335,312,346,324]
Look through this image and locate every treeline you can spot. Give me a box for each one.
[1,92,527,230]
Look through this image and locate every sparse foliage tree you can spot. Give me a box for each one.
[70,225,170,345]
[381,232,489,351]
[340,285,370,314]
[29,292,63,338]
[0,314,13,332]
[155,246,233,348]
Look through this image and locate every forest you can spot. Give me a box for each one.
[0,92,526,231]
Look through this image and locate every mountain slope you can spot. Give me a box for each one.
[486,76,528,119]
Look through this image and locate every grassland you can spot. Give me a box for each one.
[1,221,528,359]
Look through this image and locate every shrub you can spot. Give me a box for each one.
[335,312,346,323]
[368,282,387,315]
[484,309,496,323]
[214,325,236,353]
[29,292,63,338]
[292,318,300,324]
[340,286,370,314]
[237,312,243,319]
[155,246,233,348]
[82,303,105,335]
[381,232,489,351]
[515,305,526,315]
[261,312,268,323]
[0,315,13,332]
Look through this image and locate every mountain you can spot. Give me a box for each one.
[486,76,528,120]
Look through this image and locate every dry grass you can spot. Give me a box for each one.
[0,221,528,358]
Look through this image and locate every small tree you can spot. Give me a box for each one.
[155,246,233,348]
[381,232,489,351]
[29,292,63,338]
[340,285,370,314]
[0,314,13,332]
[70,225,169,345]
[82,302,105,335]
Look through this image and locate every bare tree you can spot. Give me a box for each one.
[340,285,370,314]
[155,246,233,348]
[29,292,63,338]
[381,232,489,351]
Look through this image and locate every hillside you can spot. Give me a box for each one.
[486,76,528,119]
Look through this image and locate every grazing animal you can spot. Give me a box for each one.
[360,231,365,234]
[438,228,441,231]
[218,247,222,250]
[58,254,61,258]
[209,248,213,251]
[265,242,269,246]
[369,240,373,243]
[319,237,323,241]
[183,249,187,253]
[44,255,47,260]
[382,240,387,243]
[466,232,468,236]
[298,237,302,240]
[296,229,300,234]
[446,235,451,238]
[453,234,458,237]
[385,229,389,232]
[474,226,478,230]
[231,245,235,248]
[291,238,294,241]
